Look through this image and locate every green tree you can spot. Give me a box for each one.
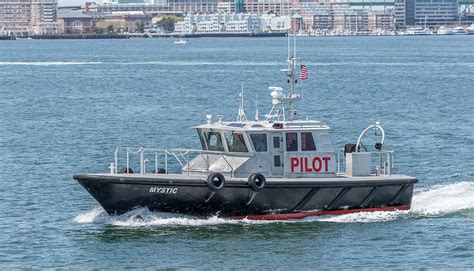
[91,23,103,34]
[107,24,114,33]
[135,21,144,33]
[157,17,175,32]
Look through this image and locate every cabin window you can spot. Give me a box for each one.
[198,130,206,150]
[286,133,298,151]
[250,134,267,152]
[273,136,280,148]
[301,132,316,151]
[224,132,248,152]
[274,155,281,167]
[203,131,224,151]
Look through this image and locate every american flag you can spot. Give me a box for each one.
[299,64,308,80]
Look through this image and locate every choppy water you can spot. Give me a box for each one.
[1,36,473,269]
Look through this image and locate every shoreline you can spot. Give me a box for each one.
[2,32,472,40]
[1,32,287,40]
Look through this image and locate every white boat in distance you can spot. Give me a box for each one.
[437,26,453,35]
[452,26,466,35]
[406,26,432,35]
[466,24,474,35]
[174,36,190,45]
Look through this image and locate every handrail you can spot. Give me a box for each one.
[356,122,385,153]
[112,146,255,176]
[113,146,394,177]
[338,148,395,176]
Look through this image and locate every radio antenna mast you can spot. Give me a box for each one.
[237,82,247,122]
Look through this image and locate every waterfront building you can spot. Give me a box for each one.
[291,12,304,32]
[244,0,292,16]
[166,0,220,13]
[0,0,31,36]
[217,2,234,13]
[0,0,58,36]
[259,13,291,32]
[368,10,394,29]
[58,10,93,34]
[174,17,192,33]
[98,12,153,32]
[224,13,260,32]
[415,0,458,25]
[300,4,334,30]
[30,0,59,34]
[195,15,221,32]
[174,12,285,33]
[91,2,171,13]
[300,3,373,32]
[394,0,459,26]
[333,8,369,31]
[394,0,407,26]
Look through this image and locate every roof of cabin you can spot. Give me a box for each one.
[193,119,330,132]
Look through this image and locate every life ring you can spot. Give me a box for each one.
[207,172,225,191]
[248,173,266,191]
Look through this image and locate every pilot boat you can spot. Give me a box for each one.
[74,42,418,220]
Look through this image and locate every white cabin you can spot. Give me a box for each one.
[188,118,337,178]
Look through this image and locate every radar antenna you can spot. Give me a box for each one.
[266,32,301,122]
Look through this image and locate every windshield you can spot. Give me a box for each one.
[202,130,224,151]
[224,131,248,152]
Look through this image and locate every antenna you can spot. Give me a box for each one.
[255,93,259,121]
[293,30,296,66]
[287,30,290,60]
[266,33,301,122]
[237,82,247,122]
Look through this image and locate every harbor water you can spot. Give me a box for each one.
[0,36,473,269]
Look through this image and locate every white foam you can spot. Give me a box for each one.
[73,207,277,227]
[109,209,277,227]
[73,207,106,224]
[114,61,280,66]
[411,181,474,216]
[0,61,102,66]
[313,210,408,223]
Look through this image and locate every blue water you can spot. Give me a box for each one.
[1,36,473,269]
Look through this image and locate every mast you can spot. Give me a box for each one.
[266,31,301,122]
[237,83,247,122]
[287,31,298,119]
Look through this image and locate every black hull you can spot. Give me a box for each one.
[74,174,417,220]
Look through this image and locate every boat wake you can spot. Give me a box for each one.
[73,207,276,227]
[0,61,102,66]
[74,181,474,227]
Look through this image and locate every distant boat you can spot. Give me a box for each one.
[452,26,466,35]
[466,24,474,35]
[437,26,453,35]
[174,36,190,45]
[406,26,432,35]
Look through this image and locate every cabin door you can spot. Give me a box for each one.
[270,132,284,176]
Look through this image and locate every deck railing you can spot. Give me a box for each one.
[111,147,255,177]
[336,149,395,176]
[110,147,394,177]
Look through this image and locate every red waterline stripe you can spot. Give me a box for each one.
[227,205,411,220]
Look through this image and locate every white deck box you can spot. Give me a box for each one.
[346,152,371,176]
